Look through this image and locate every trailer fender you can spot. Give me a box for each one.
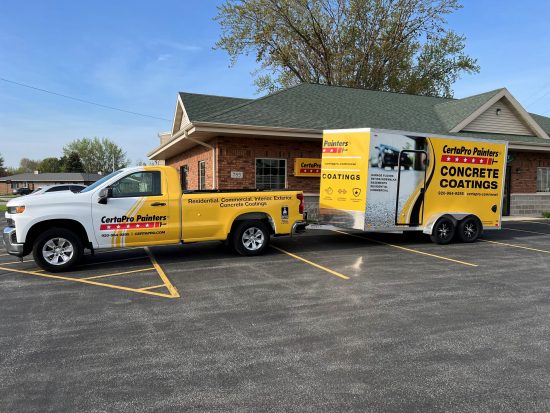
[422,213,471,235]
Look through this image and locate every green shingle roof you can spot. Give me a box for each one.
[179,92,251,121]
[180,83,550,145]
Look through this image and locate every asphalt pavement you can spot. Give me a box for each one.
[2,217,550,411]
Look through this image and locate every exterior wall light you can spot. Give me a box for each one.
[496,108,502,116]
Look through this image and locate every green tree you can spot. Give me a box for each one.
[215,0,479,97]
[18,158,41,173]
[0,153,6,177]
[38,157,62,173]
[61,152,85,172]
[63,138,129,174]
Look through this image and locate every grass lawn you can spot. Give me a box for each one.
[0,205,7,213]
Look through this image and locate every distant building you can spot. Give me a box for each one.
[0,172,102,194]
[148,84,550,216]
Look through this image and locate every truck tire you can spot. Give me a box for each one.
[430,216,455,245]
[33,228,83,272]
[232,220,270,256]
[457,216,482,243]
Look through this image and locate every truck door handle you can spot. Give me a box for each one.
[151,202,166,207]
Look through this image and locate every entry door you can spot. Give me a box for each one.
[91,170,179,248]
[395,150,427,226]
[502,166,511,216]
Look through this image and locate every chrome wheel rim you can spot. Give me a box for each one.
[438,223,451,240]
[242,227,265,251]
[463,222,476,239]
[42,237,74,265]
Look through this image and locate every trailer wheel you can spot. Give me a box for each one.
[430,217,455,245]
[457,216,482,243]
[33,228,83,272]
[232,220,270,256]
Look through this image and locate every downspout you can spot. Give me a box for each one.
[183,130,217,189]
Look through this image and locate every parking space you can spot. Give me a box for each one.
[2,219,550,410]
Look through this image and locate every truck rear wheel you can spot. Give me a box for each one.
[457,216,482,243]
[430,216,455,245]
[33,228,83,272]
[232,220,270,256]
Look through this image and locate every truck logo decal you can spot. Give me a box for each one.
[281,206,289,220]
[100,222,162,231]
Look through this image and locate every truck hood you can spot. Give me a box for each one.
[6,191,91,208]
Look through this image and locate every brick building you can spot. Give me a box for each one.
[0,172,101,195]
[148,84,550,216]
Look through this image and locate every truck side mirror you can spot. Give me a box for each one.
[98,187,112,204]
[374,146,379,150]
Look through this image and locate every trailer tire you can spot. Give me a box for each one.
[457,216,482,243]
[232,220,270,256]
[33,228,83,272]
[430,216,455,245]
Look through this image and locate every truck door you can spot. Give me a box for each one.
[395,150,428,226]
[92,170,180,248]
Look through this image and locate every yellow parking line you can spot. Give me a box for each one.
[270,245,350,280]
[0,265,176,298]
[480,239,550,254]
[82,267,155,280]
[503,227,550,235]
[332,230,478,267]
[0,259,34,265]
[145,247,180,298]
[138,284,166,291]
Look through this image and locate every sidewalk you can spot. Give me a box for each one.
[502,215,549,222]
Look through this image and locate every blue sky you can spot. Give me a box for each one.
[1,0,549,167]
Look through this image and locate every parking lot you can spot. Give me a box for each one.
[2,218,550,411]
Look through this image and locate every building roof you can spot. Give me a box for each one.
[178,92,252,121]
[0,172,102,182]
[150,83,550,159]
[182,84,550,143]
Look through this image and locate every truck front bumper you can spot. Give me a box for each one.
[3,227,25,257]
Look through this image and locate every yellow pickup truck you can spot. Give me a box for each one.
[3,166,307,272]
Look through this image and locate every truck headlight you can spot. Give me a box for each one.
[384,148,393,154]
[7,206,25,214]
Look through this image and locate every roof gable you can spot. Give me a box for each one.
[434,89,503,131]
[449,89,549,139]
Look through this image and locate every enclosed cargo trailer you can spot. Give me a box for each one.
[319,128,508,244]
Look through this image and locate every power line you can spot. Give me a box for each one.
[0,77,172,122]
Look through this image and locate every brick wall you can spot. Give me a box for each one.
[166,136,323,193]
[217,137,321,193]
[0,182,10,195]
[166,140,215,190]
[509,150,550,193]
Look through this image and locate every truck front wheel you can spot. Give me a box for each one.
[33,228,83,272]
[430,216,455,245]
[232,220,270,256]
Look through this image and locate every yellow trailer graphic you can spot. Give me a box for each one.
[320,128,508,244]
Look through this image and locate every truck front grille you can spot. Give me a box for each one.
[6,218,15,227]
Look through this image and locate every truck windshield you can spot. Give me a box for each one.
[80,170,124,193]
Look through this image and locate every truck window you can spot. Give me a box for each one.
[111,171,162,198]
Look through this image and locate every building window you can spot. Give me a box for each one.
[256,158,286,189]
[198,160,206,190]
[537,167,550,192]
